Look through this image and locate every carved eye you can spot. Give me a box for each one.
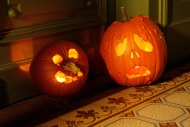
[100,8,167,87]
[134,34,153,52]
[115,38,128,56]
[68,49,78,59]
[52,49,83,83]
[52,54,63,65]
[29,41,89,97]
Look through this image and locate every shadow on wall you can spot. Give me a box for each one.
[0,1,11,109]
[165,23,190,67]
[0,79,8,109]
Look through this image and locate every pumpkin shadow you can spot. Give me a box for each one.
[165,24,190,66]
[155,20,190,83]
[0,79,8,109]
[154,62,190,85]
[0,0,10,109]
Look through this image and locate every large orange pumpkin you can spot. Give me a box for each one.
[100,7,167,86]
[29,41,89,97]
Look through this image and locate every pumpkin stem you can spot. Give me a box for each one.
[62,61,80,75]
[121,6,129,21]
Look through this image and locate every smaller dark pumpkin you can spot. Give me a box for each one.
[29,41,89,97]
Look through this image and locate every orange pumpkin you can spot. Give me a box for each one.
[29,41,89,97]
[100,7,167,86]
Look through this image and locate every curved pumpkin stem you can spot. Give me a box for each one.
[121,6,129,21]
[62,61,80,75]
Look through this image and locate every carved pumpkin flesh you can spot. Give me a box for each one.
[29,41,89,97]
[100,7,167,86]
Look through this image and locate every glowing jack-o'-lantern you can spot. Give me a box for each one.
[100,7,167,86]
[29,41,89,97]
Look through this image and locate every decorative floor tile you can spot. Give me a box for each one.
[135,103,187,122]
[162,92,190,106]
[103,117,158,127]
[179,116,190,127]
[35,63,190,127]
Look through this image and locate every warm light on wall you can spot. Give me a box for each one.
[11,38,33,72]
[19,64,31,72]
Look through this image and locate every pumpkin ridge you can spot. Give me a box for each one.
[128,19,140,66]
[123,21,137,85]
[130,16,154,84]
[142,17,166,81]
[29,41,89,97]
[100,7,167,86]
[135,16,167,82]
[117,22,130,84]
[110,27,119,84]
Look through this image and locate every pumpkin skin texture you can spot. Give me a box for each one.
[100,13,167,86]
[29,41,89,97]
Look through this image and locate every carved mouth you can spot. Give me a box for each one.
[126,66,151,79]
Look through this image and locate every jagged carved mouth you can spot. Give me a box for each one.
[126,66,151,79]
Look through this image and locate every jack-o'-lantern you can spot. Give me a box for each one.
[100,7,167,86]
[29,41,89,97]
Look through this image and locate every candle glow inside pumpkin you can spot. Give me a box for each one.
[52,49,83,83]
[100,8,167,86]
[114,34,152,79]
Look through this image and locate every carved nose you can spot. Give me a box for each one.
[130,50,140,59]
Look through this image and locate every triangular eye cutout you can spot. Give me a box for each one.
[134,34,153,52]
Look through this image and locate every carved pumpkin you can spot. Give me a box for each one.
[100,7,167,86]
[29,41,89,97]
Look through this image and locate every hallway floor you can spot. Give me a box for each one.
[1,63,190,127]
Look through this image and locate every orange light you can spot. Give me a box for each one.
[52,54,63,65]
[134,34,153,52]
[115,38,128,56]
[68,49,78,59]
[19,64,30,72]
[126,66,151,79]
[78,71,83,76]
[55,71,66,83]
[11,38,33,72]
[55,71,79,83]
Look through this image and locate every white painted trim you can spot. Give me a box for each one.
[145,0,150,16]
[158,0,168,27]
[169,17,190,26]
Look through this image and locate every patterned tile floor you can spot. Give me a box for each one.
[36,63,190,127]
[1,63,190,127]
